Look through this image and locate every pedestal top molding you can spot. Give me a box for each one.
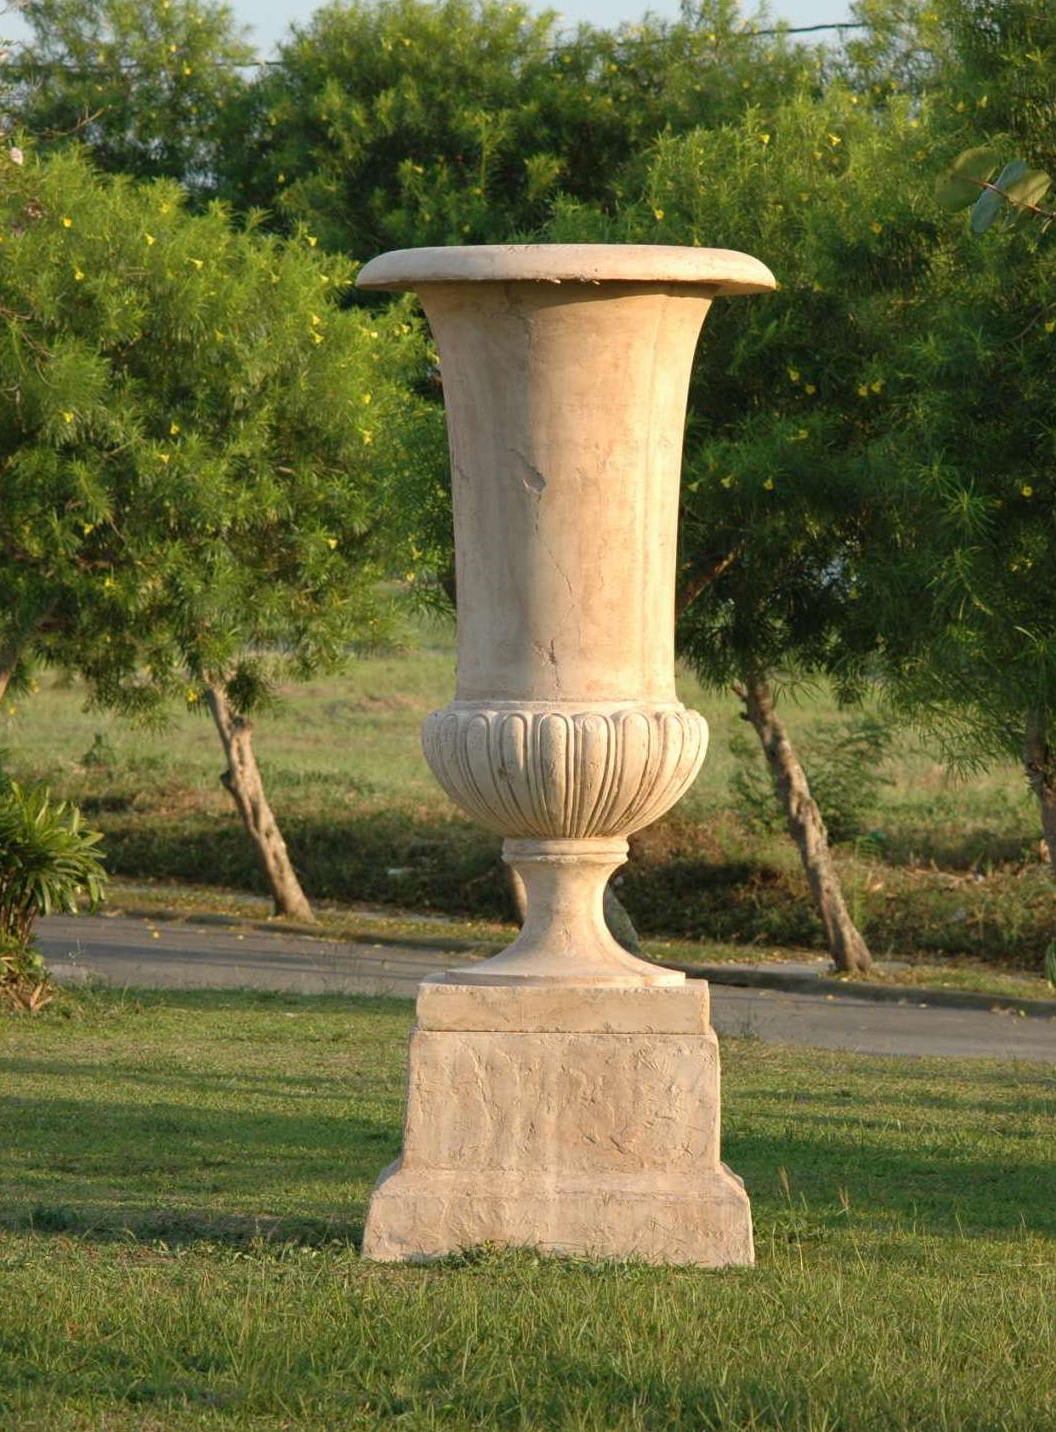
[357,242,776,295]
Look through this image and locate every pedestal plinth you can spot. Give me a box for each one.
[362,978,753,1266]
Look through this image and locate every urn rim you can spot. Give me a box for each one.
[356,243,776,296]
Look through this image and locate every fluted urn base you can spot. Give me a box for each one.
[362,978,754,1267]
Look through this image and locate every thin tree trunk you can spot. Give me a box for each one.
[737,671,873,975]
[1024,707,1056,881]
[0,635,24,708]
[506,864,642,954]
[204,684,315,922]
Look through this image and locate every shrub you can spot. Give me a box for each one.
[730,714,895,845]
[0,780,107,1012]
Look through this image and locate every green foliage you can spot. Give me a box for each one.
[10,0,255,197]
[864,132,1056,786]
[730,713,894,844]
[934,144,1002,210]
[546,86,943,696]
[0,778,106,1010]
[0,144,443,720]
[220,0,819,254]
[80,731,117,768]
[935,146,1053,231]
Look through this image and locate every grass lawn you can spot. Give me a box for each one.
[1,988,1055,1431]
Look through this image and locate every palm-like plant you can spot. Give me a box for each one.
[0,780,107,1011]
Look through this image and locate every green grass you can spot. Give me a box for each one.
[0,988,1054,1431]
[4,622,1054,970]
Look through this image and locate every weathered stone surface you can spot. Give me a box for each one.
[417,976,710,1032]
[361,983,753,1267]
[354,246,769,1264]
[357,244,774,989]
[362,1165,753,1267]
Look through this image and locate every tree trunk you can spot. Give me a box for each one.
[204,684,315,922]
[738,672,873,975]
[0,635,23,708]
[1024,707,1056,882]
[506,863,642,954]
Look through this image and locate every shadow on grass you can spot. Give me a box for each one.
[18,1201,366,1249]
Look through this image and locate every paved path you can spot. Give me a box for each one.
[38,913,1056,1063]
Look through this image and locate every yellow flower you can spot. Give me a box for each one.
[1044,320,1055,333]
[721,475,734,488]
[183,65,192,76]
[214,329,224,341]
[870,221,883,234]
[763,477,775,490]
[277,172,286,183]
[805,382,817,395]
[311,312,322,325]
[189,257,203,269]
[955,100,966,112]
[361,430,374,445]
[1021,484,1034,497]
[362,392,372,404]
[158,452,170,464]
[170,422,180,435]
[652,206,664,220]
[62,216,72,228]
[307,235,318,247]
[759,133,770,145]
[145,233,156,245]
[62,411,74,423]
[82,522,95,535]
[976,94,988,107]
[828,133,841,146]
[788,368,800,382]
[870,379,884,394]
[311,330,324,344]
[74,268,84,281]
[160,201,172,214]
[858,383,869,397]
[326,537,338,549]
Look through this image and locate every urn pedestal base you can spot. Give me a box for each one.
[361,979,753,1268]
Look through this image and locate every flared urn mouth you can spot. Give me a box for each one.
[356,243,776,296]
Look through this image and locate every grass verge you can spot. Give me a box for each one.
[1,988,1054,1431]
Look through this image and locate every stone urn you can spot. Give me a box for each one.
[357,244,775,1265]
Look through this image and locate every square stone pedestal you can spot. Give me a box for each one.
[362,978,753,1266]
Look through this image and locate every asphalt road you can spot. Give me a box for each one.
[37,912,1056,1063]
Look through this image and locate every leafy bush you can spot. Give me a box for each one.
[730,715,895,845]
[0,781,107,1012]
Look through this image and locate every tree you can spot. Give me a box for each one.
[0,144,440,915]
[545,86,950,972]
[219,0,819,254]
[9,0,254,195]
[860,139,1056,883]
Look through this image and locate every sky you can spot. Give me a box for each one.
[3,0,854,58]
